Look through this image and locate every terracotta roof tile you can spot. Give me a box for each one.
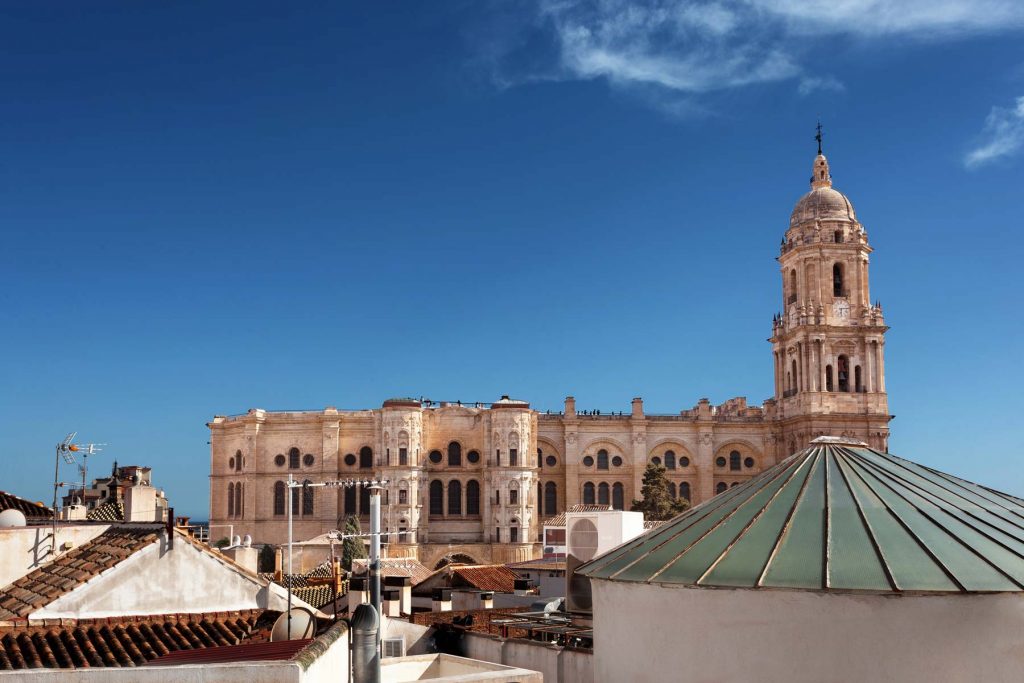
[450,565,521,593]
[291,585,344,611]
[0,527,160,620]
[86,501,124,522]
[352,558,432,586]
[0,491,52,519]
[542,504,613,528]
[0,610,273,670]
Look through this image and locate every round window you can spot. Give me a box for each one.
[680,456,690,467]
[343,453,356,467]
[611,456,623,467]
[651,456,662,466]
[467,450,480,464]
[303,454,315,467]
[429,450,443,464]
[545,455,557,467]
[228,457,235,469]
[716,456,727,467]
[274,454,286,467]
[744,457,755,469]
[582,455,594,467]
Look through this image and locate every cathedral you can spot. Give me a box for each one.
[208,146,891,568]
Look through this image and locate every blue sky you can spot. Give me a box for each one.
[1,2,1022,518]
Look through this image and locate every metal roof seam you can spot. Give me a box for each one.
[696,451,814,586]
[822,449,833,590]
[845,453,1013,590]
[860,451,1024,534]
[924,466,1024,524]
[861,457,1024,559]
[593,463,792,579]
[833,451,899,592]
[849,452,1024,569]
[640,454,809,583]
[756,447,821,587]
[842,453,967,591]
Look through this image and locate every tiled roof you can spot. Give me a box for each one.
[0,491,52,519]
[86,501,124,521]
[543,505,613,528]
[581,440,1024,593]
[148,636,311,667]
[507,559,567,572]
[0,609,273,670]
[292,584,344,611]
[353,558,432,586]
[451,565,521,593]
[0,527,160,620]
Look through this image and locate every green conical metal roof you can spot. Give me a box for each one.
[579,438,1024,593]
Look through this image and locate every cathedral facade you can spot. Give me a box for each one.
[208,149,891,568]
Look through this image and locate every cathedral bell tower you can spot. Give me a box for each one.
[770,130,891,453]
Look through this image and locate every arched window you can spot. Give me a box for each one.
[227,483,235,518]
[359,447,373,469]
[826,365,834,392]
[236,482,243,517]
[508,432,518,466]
[289,448,300,469]
[680,482,691,501]
[730,450,742,471]
[467,480,480,515]
[273,481,285,516]
[664,451,676,470]
[448,480,462,515]
[292,483,300,515]
[344,486,356,515]
[597,449,609,470]
[359,485,370,514]
[837,355,850,392]
[537,448,543,467]
[833,263,845,297]
[667,482,676,499]
[302,480,314,516]
[509,481,519,505]
[399,448,408,466]
[544,481,557,516]
[789,268,797,303]
[583,482,595,505]
[612,483,624,510]
[429,480,443,516]
[834,229,843,243]
[235,450,243,472]
[598,482,610,506]
[716,482,728,495]
[855,365,863,392]
[448,442,462,467]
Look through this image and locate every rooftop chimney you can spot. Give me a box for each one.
[431,588,452,612]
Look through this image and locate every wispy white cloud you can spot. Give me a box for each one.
[482,0,1024,103]
[964,96,1024,169]
[798,75,845,96]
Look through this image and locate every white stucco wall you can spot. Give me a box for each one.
[32,534,312,619]
[463,632,593,683]
[592,580,1024,683]
[0,525,109,589]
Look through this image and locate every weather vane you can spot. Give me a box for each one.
[815,120,823,155]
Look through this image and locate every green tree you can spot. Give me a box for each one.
[630,463,689,521]
[213,537,230,549]
[341,515,367,572]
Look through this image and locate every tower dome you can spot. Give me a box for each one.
[789,153,857,228]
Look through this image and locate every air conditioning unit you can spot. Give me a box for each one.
[565,510,644,614]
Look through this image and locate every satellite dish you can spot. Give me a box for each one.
[242,534,252,547]
[0,509,27,528]
[270,607,316,641]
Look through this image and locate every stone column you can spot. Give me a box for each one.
[630,399,647,504]
[695,399,715,503]
[563,397,580,506]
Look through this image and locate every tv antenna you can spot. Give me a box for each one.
[51,433,107,556]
